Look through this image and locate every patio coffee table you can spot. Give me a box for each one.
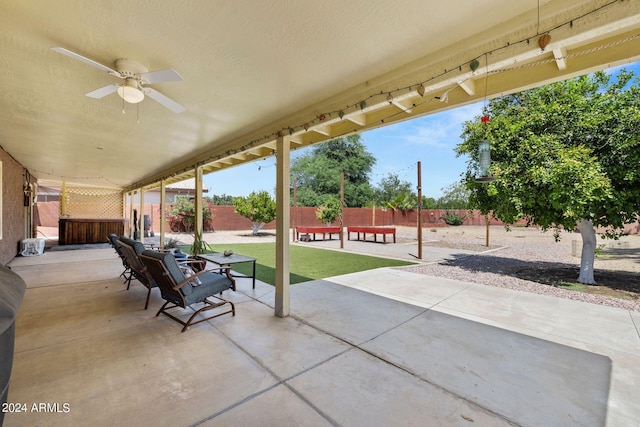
[197,253,257,289]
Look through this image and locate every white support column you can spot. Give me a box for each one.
[121,191,126,221]
[159,181,166,248]
[60,182,67,217]
[138,189,145,242]
[195,166,204,241]
[129,191,135,238]
[275,135,291,317]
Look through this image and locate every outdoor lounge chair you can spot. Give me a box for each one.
[108,233,132,283]
[118,237,157,309]
[139,250,235,332]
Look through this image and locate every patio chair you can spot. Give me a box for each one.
[108,233,132,283]
[118,237,157,310]
[139,250,236,332]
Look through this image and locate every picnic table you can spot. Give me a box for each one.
[296,226,341,241]
[347,226,396,243]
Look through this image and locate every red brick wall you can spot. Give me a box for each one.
[39,201,640,235]
[36,201,59,227]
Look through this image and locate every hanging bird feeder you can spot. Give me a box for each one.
[475,115,495,183]
[475,140,495,182]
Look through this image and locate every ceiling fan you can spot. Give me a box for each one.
[51,47,185,113]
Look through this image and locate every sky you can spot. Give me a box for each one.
[203,101,484,200]
[203,62,639,200]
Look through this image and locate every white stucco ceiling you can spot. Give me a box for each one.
[1,0,639,191]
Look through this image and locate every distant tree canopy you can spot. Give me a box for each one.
[232,190,277,235]
[456,69,640,284]
[374,173,414,207]
[291,135,375,207]
[433,182,471,209]
[206,194,234,205]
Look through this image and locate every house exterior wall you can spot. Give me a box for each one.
[0,147,35,265]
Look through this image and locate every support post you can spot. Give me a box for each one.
[129,192,135,237]
[159,181,166,248]
[485,214,490,247]
[275,136,291,317]
[417,161,422,259]
[138,189,145,243]
[195,166,204,247]
[340,171,344,249]
[372,204,376,226]
[292,178,297,242]
[60,182,67,217]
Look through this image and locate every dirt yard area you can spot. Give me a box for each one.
[405,225,640,311]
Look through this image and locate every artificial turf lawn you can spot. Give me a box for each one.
[193,242,415,285]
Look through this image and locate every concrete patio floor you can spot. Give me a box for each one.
[4,246,640,426]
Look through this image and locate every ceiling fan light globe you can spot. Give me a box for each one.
[117,85,144,104]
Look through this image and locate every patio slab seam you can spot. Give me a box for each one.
[286,309,518,425]
[205,295,514,427]
[631,311,640,339]
[191,382,281,427]
[201,297,350,426]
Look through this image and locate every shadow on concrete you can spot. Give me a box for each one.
[290,280,612,427]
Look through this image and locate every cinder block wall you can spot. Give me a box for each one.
[36,201,640,236]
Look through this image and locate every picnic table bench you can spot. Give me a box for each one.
[296,226,341,241]
[347,226,396,243]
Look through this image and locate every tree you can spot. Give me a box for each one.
[315,196,342,225]
[232,191,277,235]
[435,182,471,209]
[291,134,375,207]
[207,194,234,205]
[456,70,640,284]
[385,193,416,212]
[374,173,414,206]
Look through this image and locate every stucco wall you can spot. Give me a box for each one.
[0,147,33,265]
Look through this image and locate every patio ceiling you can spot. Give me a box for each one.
[2,1,640,192]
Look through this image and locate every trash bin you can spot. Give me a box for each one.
[144,215,151,237]
[0,264,26,426]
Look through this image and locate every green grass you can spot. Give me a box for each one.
[556,281,586,291]
[184,243,414,285]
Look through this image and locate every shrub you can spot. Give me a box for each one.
[316,196,342,225]
[165,197,213,232]
[440,211,467,226]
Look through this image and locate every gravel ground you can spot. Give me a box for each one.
[401,226,640,313]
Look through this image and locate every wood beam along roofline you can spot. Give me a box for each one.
[124,2,640,193]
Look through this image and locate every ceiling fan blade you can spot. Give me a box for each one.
[140,68,183,84]
[51,47,121,77]
[144,88,185,113]
[86,84,119,99]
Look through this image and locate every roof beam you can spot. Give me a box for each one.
[553,47,568,70]
[392,99,414,113]
[310,125,331,136]
[345,112,366,126]
[458,78,476,96]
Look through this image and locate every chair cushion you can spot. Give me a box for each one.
[108,233,120,248]
[119,236,146,255]
[183,271,233,305]
[141,250,193,296]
